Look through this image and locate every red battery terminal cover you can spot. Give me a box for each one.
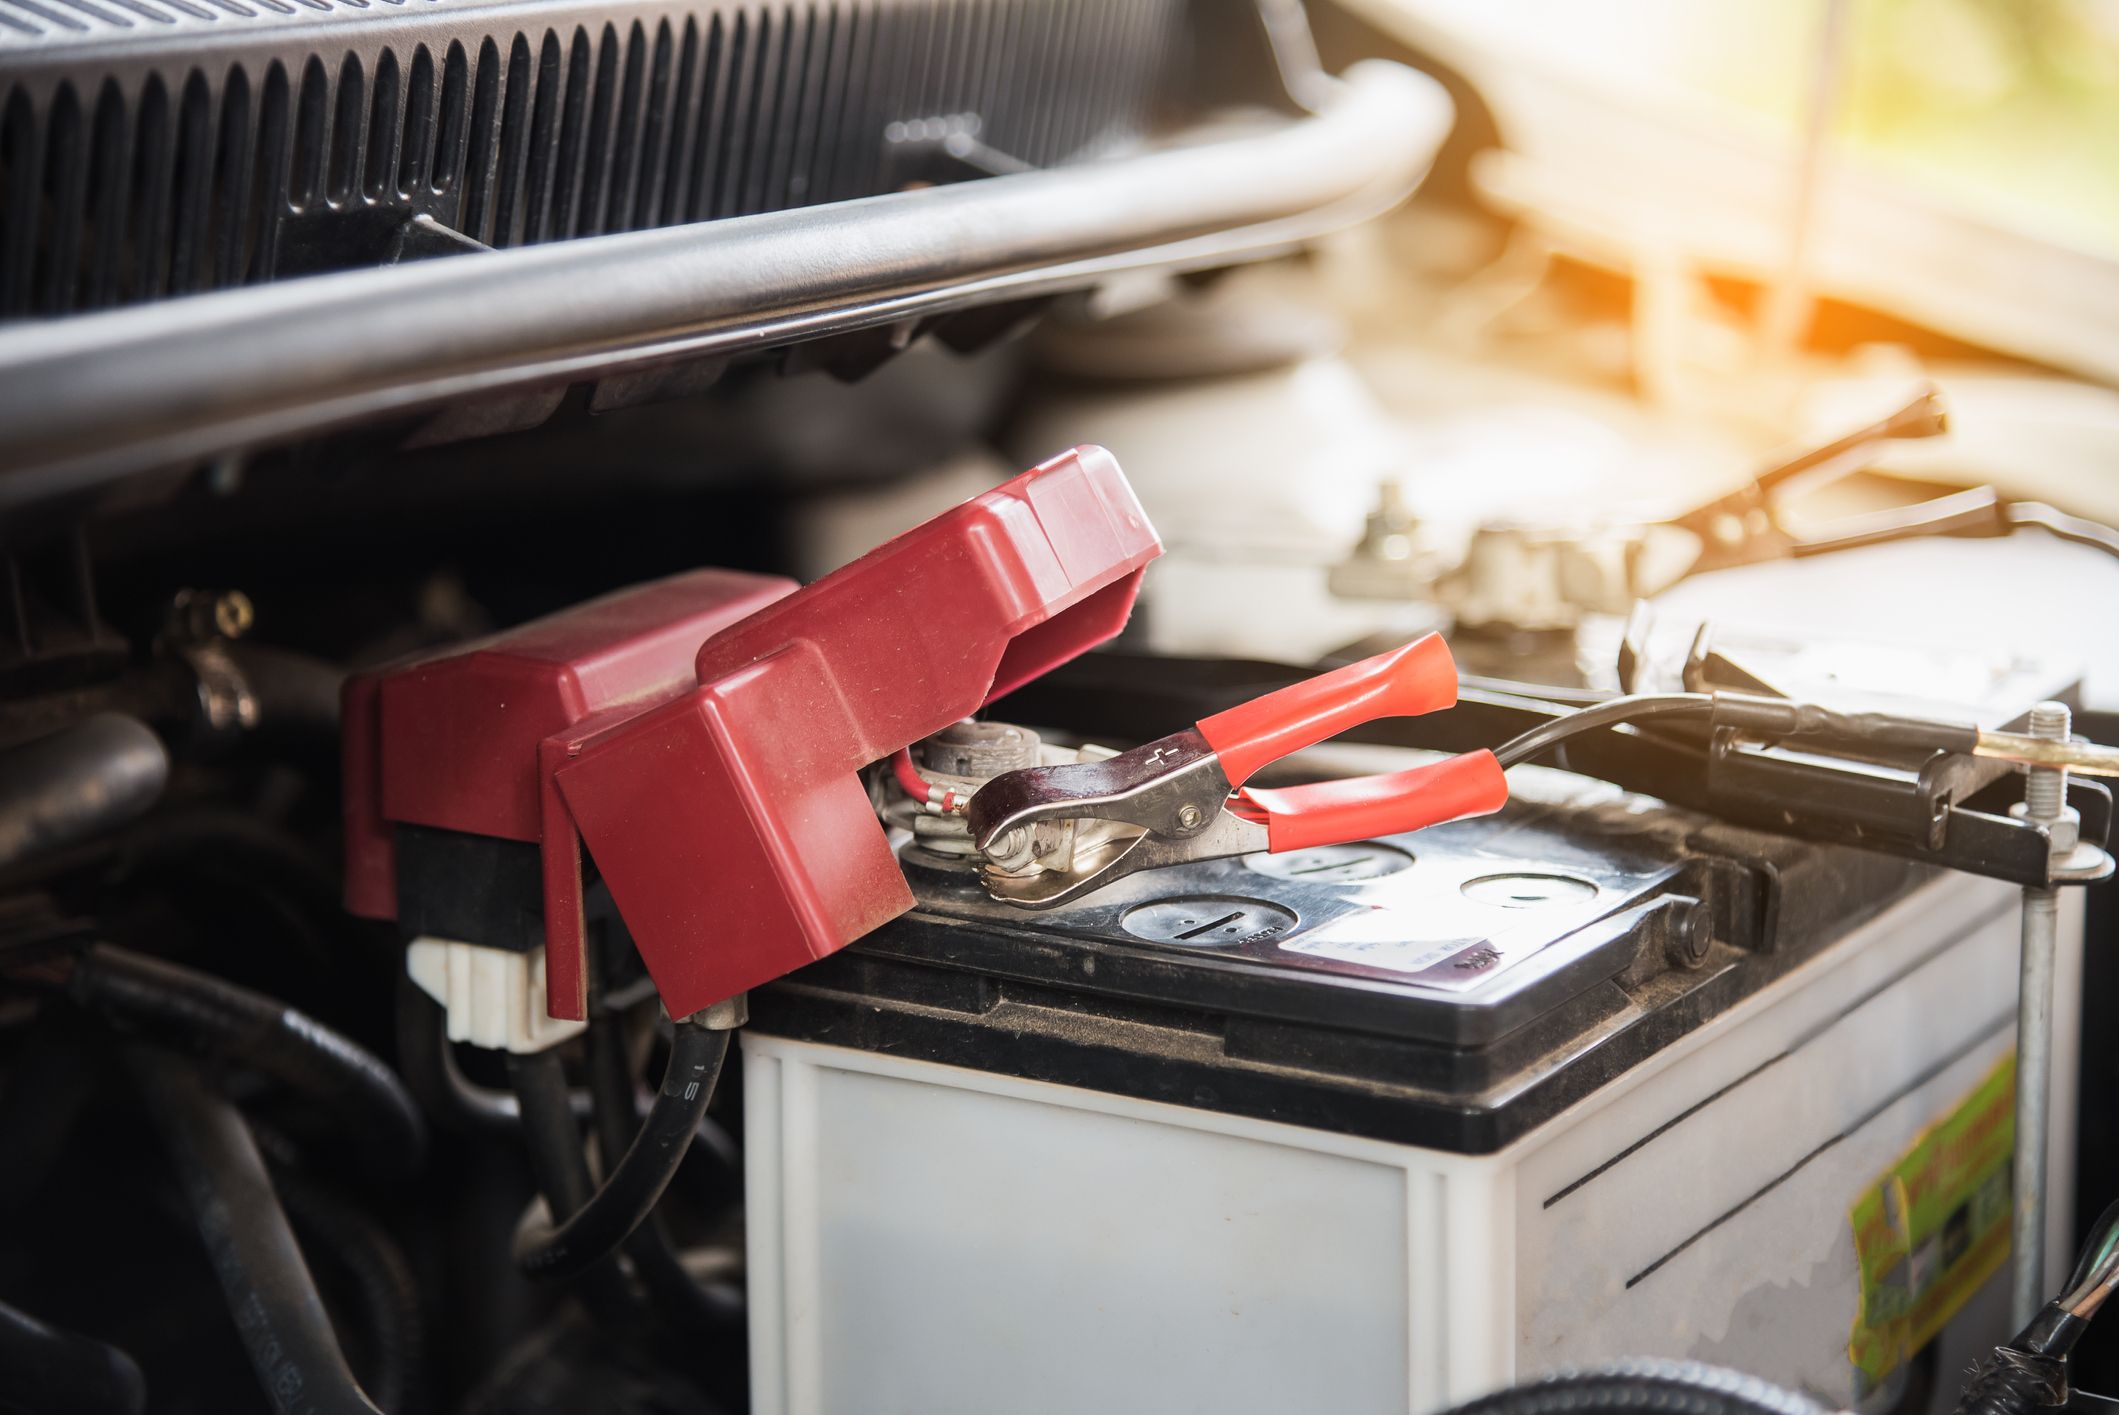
[342,446,1160,1021]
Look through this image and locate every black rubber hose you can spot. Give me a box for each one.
[128,1049,384,1415]
[221,643,344,738]
[1443,1361,1827,1415]
[0,714,168,870]
[513,1019,727,1282]
[586,1016,744,1335]
[276,1175,425,1415]
[66,943,426,1182]
[0,1299,147,1415]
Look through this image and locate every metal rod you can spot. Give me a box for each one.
[0,61,1446,510]
[1759,0,1850,356]
[1978,730,2119,778]
[2013,700,2073,1328]
[2016,883,2060,1328]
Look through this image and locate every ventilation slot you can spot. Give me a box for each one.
[0,0,1186,319]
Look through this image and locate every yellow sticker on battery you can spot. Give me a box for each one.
[1848,1052,2015,1396]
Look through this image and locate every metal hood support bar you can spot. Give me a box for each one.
[0,61,1448,511]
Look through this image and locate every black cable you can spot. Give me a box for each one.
[513,1019,727,1283]
[400,981,740,1216]
[501,1050,660,1337]
[1491,694,1714,769]
[587,1014,745,1336]
[2051,1192,2119,1339]
[397,978,526,1133]
[127,1048,384,1415]
[1443,1361,1826,1415]
[63,943,426,1182]
[503,1049,598,1219]
[0,1299,147,1415]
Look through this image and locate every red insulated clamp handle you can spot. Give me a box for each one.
[1196,633,1463,787]
[1232,750,1509,853]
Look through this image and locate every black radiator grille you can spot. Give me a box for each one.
[0,0,1183,317]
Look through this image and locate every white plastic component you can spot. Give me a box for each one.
[1006,355,1646,664]
[405,937,585,1054]
[744,872,2081,1415]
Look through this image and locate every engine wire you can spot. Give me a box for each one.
[1490,694,1715,769]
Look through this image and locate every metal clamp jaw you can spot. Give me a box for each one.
[970,731,1262,907]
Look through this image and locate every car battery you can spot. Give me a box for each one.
[740,757,2083,1415]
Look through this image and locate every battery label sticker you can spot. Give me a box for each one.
[1848,1052,2014,1398]
[1276,878,1606,990]
[1276,907,1487,977]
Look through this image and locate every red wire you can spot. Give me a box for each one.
[892,747,932,802]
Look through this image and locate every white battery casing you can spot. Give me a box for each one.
[743,873,2079,1415]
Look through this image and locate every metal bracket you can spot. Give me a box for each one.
[881,115,1035,189]
[1702,730,2114,888]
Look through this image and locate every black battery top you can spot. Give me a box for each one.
[751,772,1929,1155]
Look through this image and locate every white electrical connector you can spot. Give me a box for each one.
[406,937,586,1053]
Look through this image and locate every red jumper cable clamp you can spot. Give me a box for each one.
[967,634,1510,907]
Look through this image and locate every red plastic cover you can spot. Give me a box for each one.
[341,570,797,923]
[343,446,1160,1022]
[555,446,1158,1018]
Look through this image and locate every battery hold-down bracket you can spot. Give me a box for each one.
[341,446,1162,1020]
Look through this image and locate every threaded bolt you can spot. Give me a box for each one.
[2025,701,2071,823]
